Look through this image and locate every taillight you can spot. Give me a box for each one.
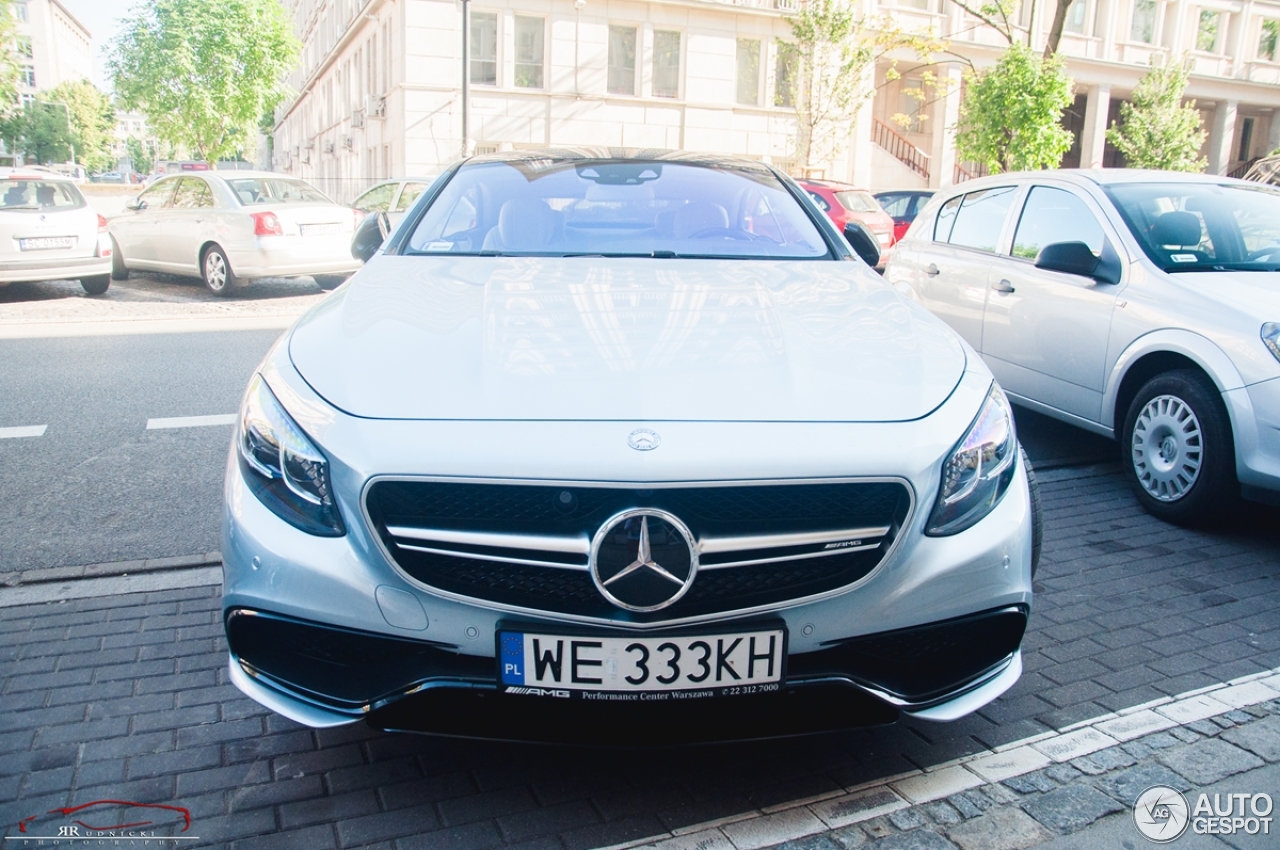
[252,211,283,237]
[352,208,366,226]
[97,214,107,232]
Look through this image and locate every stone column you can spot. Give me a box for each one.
[1208,99,1239,174]
[1079,84,1113,169]
[930,65,963,188]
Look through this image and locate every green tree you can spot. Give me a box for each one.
[126,136,154,174]
[954,41,1074,173]
[14,102,73,164]
[109,0,300,165]
[786,0,944,173]
[1106,61,1207,172]
[44,80,116,170]
[947,0,1078,57]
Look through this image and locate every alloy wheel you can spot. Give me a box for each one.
[205,252,228,292]
[1130,394,1203,502]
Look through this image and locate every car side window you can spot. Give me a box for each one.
[173,178,213,209]
[394,182,429,212]
[1011,186,1104,260]
[933,195,962,242]
[355,183,396,212]
[140,179,178,209]
[946,187,1018,252]
[878,194,910,217]
[807,191,830,212]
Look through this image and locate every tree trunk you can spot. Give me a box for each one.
[1044,0,1073,58]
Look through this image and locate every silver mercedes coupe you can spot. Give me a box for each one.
[221,150,1036,742]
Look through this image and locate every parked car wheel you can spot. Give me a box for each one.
[314,274,348,291]
[1121,370,1236,525]
[80,274,110,295]
[110,237,129,280]
[202,245,237,297]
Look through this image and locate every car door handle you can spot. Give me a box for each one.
[925,263,940,276]
[992,279,1015,293]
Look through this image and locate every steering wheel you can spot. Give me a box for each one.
[688,227,768,242]
[1246,244,1280,262]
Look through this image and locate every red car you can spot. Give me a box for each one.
[797,179,896,256]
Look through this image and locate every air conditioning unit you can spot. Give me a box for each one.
[365,94,386,119]
[351,108,365,129]
[323,139,335,154]
[301,152,311,165]
[292,145,300,158]
[305,139,316,150]
[341,135,354,151]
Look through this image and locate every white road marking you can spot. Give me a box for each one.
[0,425,47,439]
[146,414,237,430]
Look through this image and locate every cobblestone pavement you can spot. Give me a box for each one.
[1,462,1277,848]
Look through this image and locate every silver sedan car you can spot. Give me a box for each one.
[885,169,1280,524]
[109,171,362,295]
[222,150,1036,742]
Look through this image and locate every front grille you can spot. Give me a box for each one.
[365,479,912,622]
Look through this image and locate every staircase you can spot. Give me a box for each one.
[872,118,930,181]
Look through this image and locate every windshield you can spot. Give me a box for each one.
[405,159,830,259]
[1105,182,1280,272]
[226,177,331,206]
[1,179,84,210]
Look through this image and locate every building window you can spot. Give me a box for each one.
[1196,10,1221,52]
[16,37,32,59]
[1260,18,1279,60]
[1239,116,1255,160]
[14,2,27,22]
[1064,0,1088,34]
[20,94,33,108]
[21,66,34,87]
[736,38,760,106]
[514,16,544,88]
[653,30,680,98]
[470,11,498,85]
[774,41,798,107]
[1130,0,1157,43]
[608,25,637,95]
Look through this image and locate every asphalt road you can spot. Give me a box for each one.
[0,273,1116,575]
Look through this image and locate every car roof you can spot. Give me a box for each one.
[798,178,867,191]
[0,167,75,182]
[462,147,782,175]
[947,168,1250,194]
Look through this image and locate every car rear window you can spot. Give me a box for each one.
[405,158,831,259]
[226,178,331,205]
[835,190,880,213]
[1,178,85,211]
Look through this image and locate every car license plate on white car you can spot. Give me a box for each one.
[18,236,74,251]
[300,223,341,236]
[498,627,785,699]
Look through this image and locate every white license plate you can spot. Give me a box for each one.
[300,223,341,236]
[18,236,75,251]
[498,628,785,699]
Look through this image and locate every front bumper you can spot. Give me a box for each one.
[0,255,110,283]
[225,605,1026,741]
[1227,376,1280,504]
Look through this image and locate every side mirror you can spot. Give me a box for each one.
[843,221,881,269]
[351,210,391,263]
[1035,240,1122,285]
[125,198,146,211]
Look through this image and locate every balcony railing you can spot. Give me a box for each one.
[873,118,930,180]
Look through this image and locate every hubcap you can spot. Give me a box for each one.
[205,253,227,291]
[1131,394,1203,502]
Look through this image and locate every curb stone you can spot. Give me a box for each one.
[1,552,221,586]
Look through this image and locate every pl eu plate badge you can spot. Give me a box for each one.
[500,632,525,686]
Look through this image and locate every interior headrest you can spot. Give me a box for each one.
[497,199,559,251]
[672,201,729,239]
[1151,211,1202,248]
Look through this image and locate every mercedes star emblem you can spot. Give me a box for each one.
[589,509,697,612]
[627,428,660,451]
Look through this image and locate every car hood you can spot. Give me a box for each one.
[287,256,968,421]
[1165,271,1280,317]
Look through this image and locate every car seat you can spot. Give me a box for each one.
[672,201,729,239]
[1150,210,1210,263]
[481,199,563,253]
[4,186,26,207]
[35,186,55,207]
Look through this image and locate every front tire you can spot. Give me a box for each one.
[110,237,129,280]
[1121,370,1236,525]
[80,274,110,295]
[314,274,348,291]
[201,245,236,297]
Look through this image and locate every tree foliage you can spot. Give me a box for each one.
[0,3,19,115]
[126,135,155,174]
[786,0,944,172]
[1106,61,1206,172]
[946,0,1077,56]
[109,0,300,164]
[954,42,1074,173]
[1,81,116,169]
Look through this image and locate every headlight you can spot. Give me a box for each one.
[237,375,345,536]
[926,385,1017,536]
[1263,323,1280,364]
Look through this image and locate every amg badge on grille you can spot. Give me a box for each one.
[589,509,697,612]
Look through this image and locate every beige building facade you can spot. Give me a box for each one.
[12,0,93,105]
[273,0,1280,200]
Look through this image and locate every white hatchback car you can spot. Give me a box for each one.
[0,169,112,294]
[885,169,1280,524]
[109,171,362,296]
